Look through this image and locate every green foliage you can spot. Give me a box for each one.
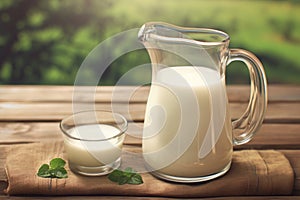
[108,167,144,185]
[0,0,299,85]
[37,158,68,179]
[0,0,111,84]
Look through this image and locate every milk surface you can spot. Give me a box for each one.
[143,66,232,177]
[64,124,123,167]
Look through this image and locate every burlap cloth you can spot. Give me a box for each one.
[4,141,294,197]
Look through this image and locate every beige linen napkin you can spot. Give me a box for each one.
[4,142,294,197]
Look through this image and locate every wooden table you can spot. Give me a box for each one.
[0,84,300,199]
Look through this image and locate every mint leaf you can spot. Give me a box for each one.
[108,168,143,185]
[107,169,123,182]
[118,175,130,185]
[37,164,51,178]
[128,173,143,185]
[50,158,66,169]
[49,167,68,179]
[37,158,68,179]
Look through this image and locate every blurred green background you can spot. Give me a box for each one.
[1,0,300,85]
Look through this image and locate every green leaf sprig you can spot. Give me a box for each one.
[37,158,68,179]
[108,167,143,185]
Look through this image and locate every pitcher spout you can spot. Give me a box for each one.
[138,22,229,70]
[137,23,152,43]
[138,22,172,43]
[138,22,230,46]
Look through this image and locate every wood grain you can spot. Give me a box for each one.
[1,85,300,103]
[240,124,300,149]
[0,102,146,122]
[0,101,299,123]
[1,196,300,200]
[0,85,150,103]
[0,85,299,199]
[1,122,300,149]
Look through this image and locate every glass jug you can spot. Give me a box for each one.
[138,22,267,183]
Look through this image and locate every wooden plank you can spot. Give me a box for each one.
[0,122,143,145]
[0,101,300,123]
[235,124,300,149]
[0,86,150,103]
[263,102,300,123]
[0,102,146,122]
[1,122,300,149]
[227,84,300,103]
[230,102,300,123]
[0,196,300,200]
[0,122,62,144]
[0,197,167,200]
[125,124,300,149]
[0,85,299,103]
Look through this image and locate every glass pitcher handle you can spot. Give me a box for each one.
[228,49,268,145]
